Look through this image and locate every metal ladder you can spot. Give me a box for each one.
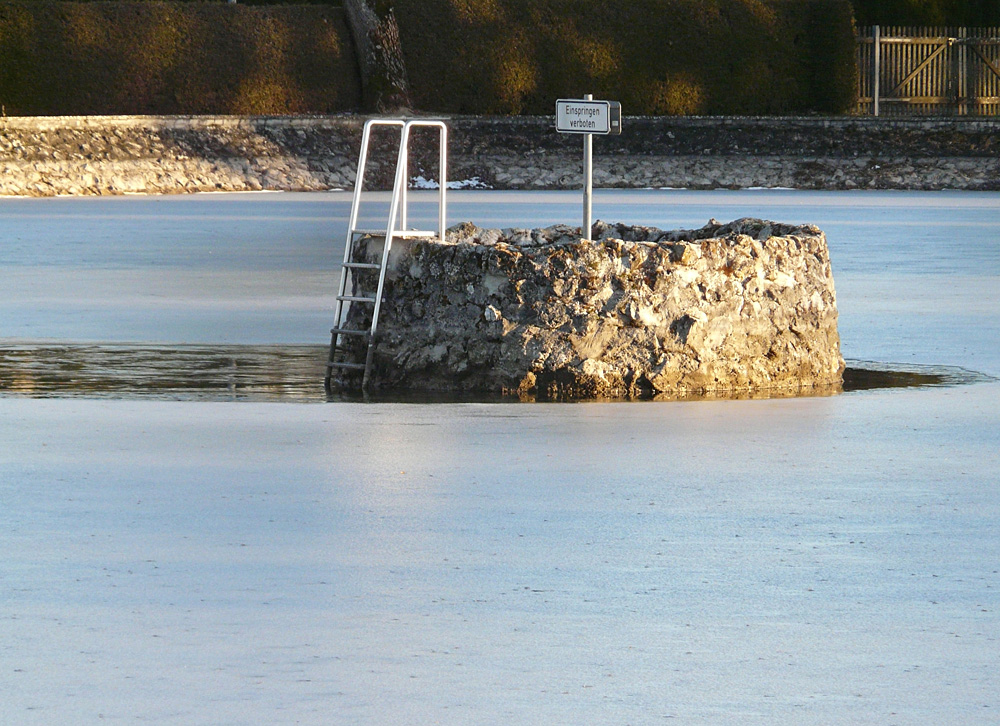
[325,118,448,393]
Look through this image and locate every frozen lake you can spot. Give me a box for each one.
[2,190,999,724]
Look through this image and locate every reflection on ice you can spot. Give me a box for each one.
[0,344,327,402]
[0,344,992,403]
[842,360,992,392]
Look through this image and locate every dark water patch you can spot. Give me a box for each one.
[0,344,329,402]
[0,345,993,403]
[842,359,995,392]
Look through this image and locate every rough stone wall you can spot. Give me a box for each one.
[2,115,999,196]
[333,219,844,400]
[0,116,359,196]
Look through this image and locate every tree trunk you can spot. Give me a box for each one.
[343,0,413,113]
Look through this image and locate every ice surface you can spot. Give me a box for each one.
[1,190,998,724]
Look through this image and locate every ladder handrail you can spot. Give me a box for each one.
[341,119,404,284]
[346,118,447,247]
[396,119,448,237]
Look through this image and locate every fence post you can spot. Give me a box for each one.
[873,25,880,117]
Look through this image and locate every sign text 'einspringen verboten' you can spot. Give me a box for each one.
[555,99,622,135]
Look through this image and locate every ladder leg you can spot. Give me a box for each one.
[439,124,448,240]
[362,344,376,392]
[324,357,334,394]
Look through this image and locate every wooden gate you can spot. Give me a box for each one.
[858,26,1000,115]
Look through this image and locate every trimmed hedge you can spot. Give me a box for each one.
[1,0,859,117]
[0,2,361,115]
[394,0,858,115]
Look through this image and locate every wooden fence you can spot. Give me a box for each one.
[857,26,1000,116]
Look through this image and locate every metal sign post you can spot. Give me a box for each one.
[555,95,622,240]
[583,94,593,241]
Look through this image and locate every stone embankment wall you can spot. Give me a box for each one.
[332,219,844,400]
[0,116,358,196]
[2,114,999,196]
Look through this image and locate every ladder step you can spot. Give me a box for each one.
[330,327,370,337]
[343,261,381,270]
[327,361,367,370]
[337,295,377,303]
[351,228,390,237]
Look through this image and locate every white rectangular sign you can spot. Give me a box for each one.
[555,99,621,135]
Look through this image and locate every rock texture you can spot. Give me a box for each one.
[2,115,999,197]
[0,116,358,196]
[333,219,844,400]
